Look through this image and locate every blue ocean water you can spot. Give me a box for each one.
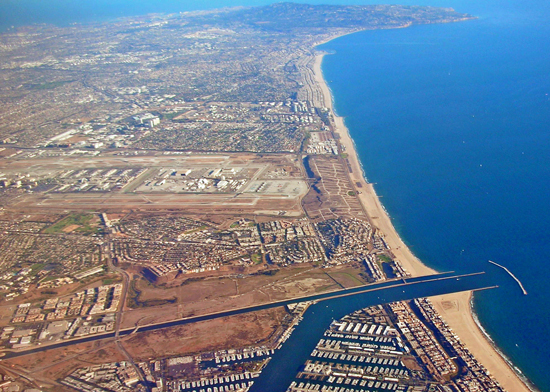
[320,5,550,390]
[2,0,550,390]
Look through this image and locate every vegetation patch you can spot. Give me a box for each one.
[183,225,207,235]
[43,214,101,235]
[127,280,177,308]
[28,80,74,90]
[128,280,178,309]
[377,254,392,263]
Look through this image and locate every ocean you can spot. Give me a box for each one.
[319,2,550,390]
[2,0,549,390]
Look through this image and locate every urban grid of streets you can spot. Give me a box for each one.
[0,3,511,392]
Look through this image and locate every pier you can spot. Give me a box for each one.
[488,260,527,295]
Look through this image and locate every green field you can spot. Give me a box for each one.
[43,213,101,235]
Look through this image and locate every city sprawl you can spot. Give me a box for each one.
[0,3,506,392]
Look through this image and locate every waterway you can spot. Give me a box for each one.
[3,271,486,361]
[250,271,495,392]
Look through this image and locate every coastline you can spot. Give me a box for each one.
[311,51,532,392]
[431,291,534,392]
[312,52,436,278]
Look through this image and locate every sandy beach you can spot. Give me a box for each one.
[312,52,532,392]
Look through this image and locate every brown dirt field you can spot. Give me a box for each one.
[104,212,129,220]
[122,307,287,361]
[37,341,126,381]
[0,304,18,325]
[3,341,97,379]
[2,340,125,391]
[61,224,80,233]
[257,269,339,301]
[194,214,246,228]
[137,275,238,303]
[76,341,126,364]
[121,266,340,329]
[326,265,369,288]
[302,155,365,221]
[64,136,88,144]
[0,212,26,221]
[0,148,19,157]
[402,357,423,371]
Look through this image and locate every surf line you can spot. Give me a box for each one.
[488,260,527,295]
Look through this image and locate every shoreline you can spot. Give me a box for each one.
[311,50,533,392]
[312,52,436,278]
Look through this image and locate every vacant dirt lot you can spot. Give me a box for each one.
[122,307,288,361]
[121,265,344,328]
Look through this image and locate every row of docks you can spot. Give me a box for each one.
[215,348,274,363]
[327,334,397,345]
[334,366,408,379]
[288,379,409,391]
[277,323,299,348]
[317,338,405,356]
[341,341,404,356]
[329,377,401,390]
[307,354,410,379]
[178,372,260,391]
[325,333,409,354]
[303,359,407,377]
[335,354,402,368]
[179,380,253,392]
[325,331,399,344]
[333,322,392,336]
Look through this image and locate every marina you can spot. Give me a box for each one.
[249,270,496,392]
